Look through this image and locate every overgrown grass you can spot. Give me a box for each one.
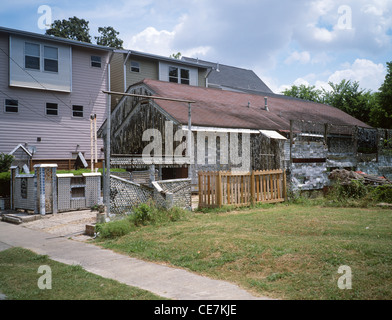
[288,181,392,208]
[95,202,392,300]
[95,202,190,239]
[0,247,166,300]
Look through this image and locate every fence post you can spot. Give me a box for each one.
[198,171,202,208]
[283,170,287,201]
[218,171,222,208]
[251,171,255,205]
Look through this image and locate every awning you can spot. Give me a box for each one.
[259,130,287,140]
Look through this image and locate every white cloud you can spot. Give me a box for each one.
[327,59,386,91]
[124,24,212,59]
[277,58,385,94]
[126,26,175,56]
[285,51,311,64]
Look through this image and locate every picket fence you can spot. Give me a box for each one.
[198,170,287,208]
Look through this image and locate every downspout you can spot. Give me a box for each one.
[204,67,213,88]
[123,50,131,92]
[105,50,115,218]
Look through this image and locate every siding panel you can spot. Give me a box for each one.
[0,32,110,162]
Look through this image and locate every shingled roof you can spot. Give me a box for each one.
[181,57,273,94]
[135,79,371,131]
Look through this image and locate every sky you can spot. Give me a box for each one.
[1,0,391,94]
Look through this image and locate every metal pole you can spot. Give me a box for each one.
[105,62,112,217]
[94,114,98,169]
[188,102,192,179]
[90,114,94,172]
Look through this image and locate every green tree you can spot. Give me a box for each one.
[322,80,376,126]
[370,61,392,129]
[170,52,182,59]
[94,26,123,49]
[282,84,323,103]
[0,153,14,172]
[46,16,92,43]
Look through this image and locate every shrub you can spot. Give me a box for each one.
[0,153,13,172]
[95,219,134,239]
[96,202,190,239]
[131,203,155,226]
[370,185,392,203]
[343,179,368,199]
[129,202,189,226]
[329,179,368,201]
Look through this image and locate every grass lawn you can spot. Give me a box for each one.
[0,247,166,300]
[95,203,392,300]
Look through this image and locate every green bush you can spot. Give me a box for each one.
[0,153,13,173]
[96,202,189,239]
[95,219,134,239]
[129,202,189,226]
[329,179,368,201]
[370,185,392,203]
[343,179,368,199]
[131,203,155,226]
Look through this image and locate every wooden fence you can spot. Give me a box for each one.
[198,170,287,208]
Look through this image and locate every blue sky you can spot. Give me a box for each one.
[1,0,391,93]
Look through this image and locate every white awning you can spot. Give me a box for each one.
[182,125,260,134]
[259,130,287,140]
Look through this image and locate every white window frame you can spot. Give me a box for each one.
[43,46,59,73]
[24,42,40,70]
[168,66,190,85]
[180,68,190,85]
[130,61,140,73]
[91,55,102,68]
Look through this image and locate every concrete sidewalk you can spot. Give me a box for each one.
[0,221,270,300]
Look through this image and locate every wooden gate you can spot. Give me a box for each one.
[198,170,287,208]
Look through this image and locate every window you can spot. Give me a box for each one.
[169,67,178,83]
[168,66,190,85]
[91,56,101,68]
[25,42,40,70]
[72,105,83,117]
[44,46,58,72]
[46,103,58,116]
[5,99,18,113]
[130,61,140,73]
[180,69,190,85]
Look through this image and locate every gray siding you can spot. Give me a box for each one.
[126,57,159,87]
[110,52,124,107]
[0,33,110,161]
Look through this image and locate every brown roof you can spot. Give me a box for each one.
[141,79,371,131]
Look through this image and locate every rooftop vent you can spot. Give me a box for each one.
[264,97,269,111]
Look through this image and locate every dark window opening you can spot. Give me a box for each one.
[91,55,102,68]
[25,42,40,70]
[5,99,18,113]
[72,105,83,117]
[44,46,58,72]
[46,103,58,116]
[130,61,140,72]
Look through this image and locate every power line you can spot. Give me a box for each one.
[0,88,88,135]
[0,46,77,112]
[0,43,104,134]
